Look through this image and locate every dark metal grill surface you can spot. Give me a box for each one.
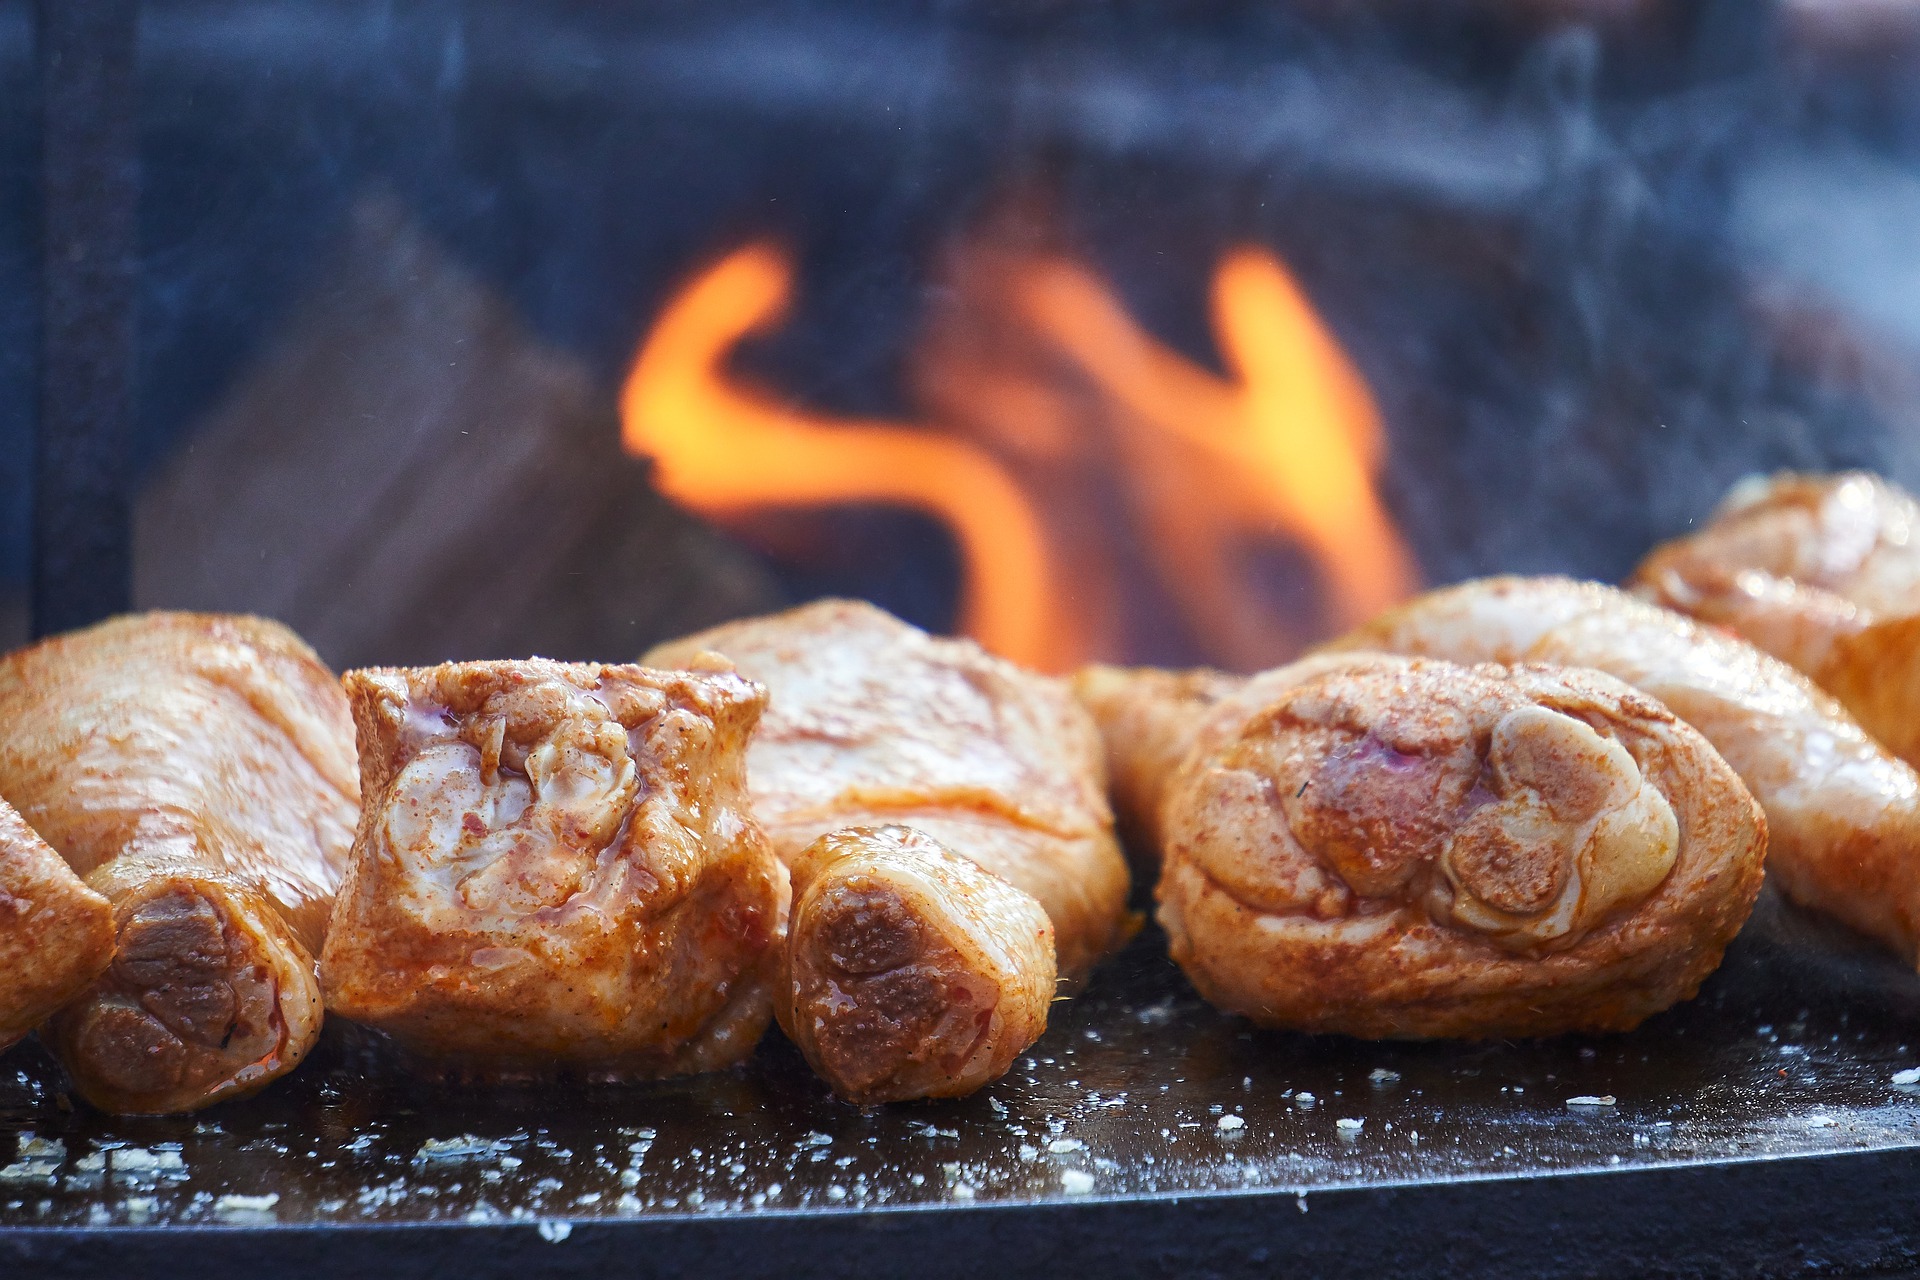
[4,889,1920,1277]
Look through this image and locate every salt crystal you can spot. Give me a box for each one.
[214,1193,280,1217]
[1893,1068,1920,1086]
[1047,1138,1085,1154]
[1059,1169,1095,1195]
[413,1136,494,1163]
[1335,1118,1364,1135]
[1566,1095,1617,1108]
[537,1220,572,1242]
[1216,1115,1245,1132]
[1368,1069,1401,1085]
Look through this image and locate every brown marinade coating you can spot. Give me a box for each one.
[0,798,113,1051]
[648,599,1129,1101]
[1632,471,1920,767]
[1072,663,1243,866]
[1157,653,1766,1037]
[779,826,1054,1104]
[0,613,358,1113]
[1339,575,1920,965]
[321,659,784,1078]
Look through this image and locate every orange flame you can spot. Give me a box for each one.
[620,243,1061,668]
[621,234,1420,671]
[1015,248,1420,666]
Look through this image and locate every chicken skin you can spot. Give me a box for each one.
[1073,664,1241,864]
[647,600,1130,1102]
[1147,653,1764,1037]
[321,660,784,1078]
[1338,576,1920,964]
[0,614,358,1113]
[0,798,114,1051]
[783,826,1055,1103]
[1632,471,1920,766]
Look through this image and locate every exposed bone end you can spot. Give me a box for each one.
[780,826,1054,1105]
[1442,705,1678,951]
[47,876,321,1114]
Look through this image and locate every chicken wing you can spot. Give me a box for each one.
[1157,653,1765,1037]
[320,659,784,1078]
[1336,575,1920,963]
[0,614,358,1113]
[783,825,1055,1103]
[646,600,1130,1101]
[0,798,114,1051]
[1632,471,1920,765]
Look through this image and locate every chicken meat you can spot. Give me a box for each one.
[782,825,1055,1103]
[1073,664,1241,864]
[1155,653,1765,1036]
[1632,471,1920,766]
[1337,575,1920,963]
[647,600,1130,1102]
[0,614,358,1113]
[321,659,784,1078]
[0,797,114,1051]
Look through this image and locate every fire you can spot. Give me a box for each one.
[1011,248,1420,669]
[619,243,1059,668]
[621,232,1420,672]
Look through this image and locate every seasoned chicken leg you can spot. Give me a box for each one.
[1073,664,1242,862]
[1632,471,1920,765]
[0,798,114,1051]
[647,600,1130,1102]
[1336,576,1920,963]
[321,660,784,1078]
[0,614,358,1113]
[784,826,1055,1103]
[1156,653,1764,1037]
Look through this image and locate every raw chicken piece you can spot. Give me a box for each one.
[1632,471,1920,766]
[783,826,1054,1103]
[1337,575,1920,963]
[0,614,358,1113]
[1156,653,1764,1037]
[321,659,784,1078]
[647,600,1130,1101]
[0,797,113,1051]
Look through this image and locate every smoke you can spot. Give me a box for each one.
[20,1,1920,658]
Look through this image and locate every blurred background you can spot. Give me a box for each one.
[11,0,1920,673]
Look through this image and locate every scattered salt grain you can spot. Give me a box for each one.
[1216,1115,1245,1133]
[413,1136,494,1164]
[1566,1095,1617,1108]
[1047,1138,1085,1154]
[1335,1118,1364,1135]
[1059,1169,1095,1195]
[1893,1068,1920,1086]
[537,1220,572,1243]
[1368,1069,1400,1085]
[213,1193,280,1221]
